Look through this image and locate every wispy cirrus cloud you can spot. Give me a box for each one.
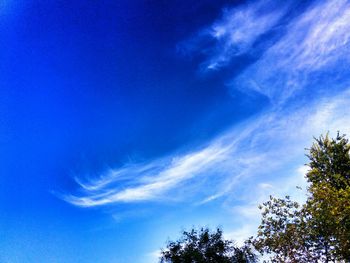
[178,0,291,71]
[231,0,350,104]
[63,140,237,206]
[62,0,350,210]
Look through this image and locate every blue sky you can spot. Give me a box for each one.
[2,0,350,262]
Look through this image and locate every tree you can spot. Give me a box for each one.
[307,133,350,189]
[251,196,314,262]
[252,133,350,262]
[306,133,350,260]
[160,227,257,263]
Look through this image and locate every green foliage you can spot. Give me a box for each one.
[252,196,313,262]
[306,133,350,260]
[252,133,350,262]
[306,181,350,260]
[307,133,350,189]
[160,228,257,263]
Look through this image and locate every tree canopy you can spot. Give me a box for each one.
[160,227,257,263]
[252,133,350,262]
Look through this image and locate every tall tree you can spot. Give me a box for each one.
[306,133,350,260]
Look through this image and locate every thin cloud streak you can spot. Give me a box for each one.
[63,139,239,206]
[205,0,290,70]
[178,0,290,71]
[231,0,350,104]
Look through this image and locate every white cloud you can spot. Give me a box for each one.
[231,0,350,104]
[289,0,350,70]
[63,141,236,206]
[204,0,290,70]
[177,0,291,71]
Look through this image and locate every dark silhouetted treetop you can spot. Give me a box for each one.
[160,227,257,263]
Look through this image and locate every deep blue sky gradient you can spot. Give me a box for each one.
[1,1,264,262]
[2,0,350,262]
